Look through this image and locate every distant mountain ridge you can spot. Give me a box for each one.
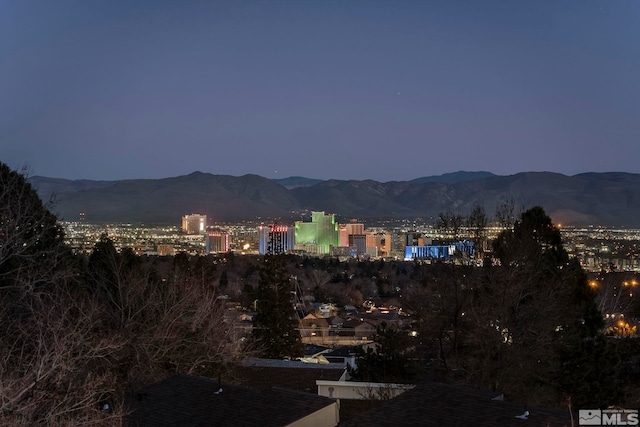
[28,171,640,227]
[271,176,324,189]
[410,171,496,184]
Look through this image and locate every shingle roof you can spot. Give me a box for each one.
[127,374,337,427]
[324,346,356,358]
[338,381,573,427]
[241,357,345,370]
[304,344,332,356]
[233,364,344,393]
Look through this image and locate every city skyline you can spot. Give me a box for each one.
[3,1,639,182]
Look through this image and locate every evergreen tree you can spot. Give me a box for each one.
[464,206,618,407]
[492,206,570,274]
[557,267,621,408]
[349,322,418,383]
[0,162,69,291]
[559,333,621,409]
[194,254,217,288]
[219,270,229,290]
[86,233,120,297]
[251,255,303,359]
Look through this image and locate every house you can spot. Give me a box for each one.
[340,319,376,341]
[327,315,345,328]
[299,313,330,339]
[359,309,406,329]
[127,373,340,427]
[323,346,357,367]
[299,343,332,365]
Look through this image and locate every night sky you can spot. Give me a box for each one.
[2,0,639,182]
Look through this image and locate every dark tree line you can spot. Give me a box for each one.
[348,323,417,384]
[469,207,618,408]
[403,207,623,409]
[436,200,522,259]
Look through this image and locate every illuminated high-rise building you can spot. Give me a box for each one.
[294,211,339,255]
[404,231,423,247]
[343,221,367,253]
[345,222,364,236]
[206,231,230,253]
[349,234,367,255]
[339,226,348,247]
[182,214,207,235]
[258,224,295,255]
[371,232,391,257]
[231,227,258,252]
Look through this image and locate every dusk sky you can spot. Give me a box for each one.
[2,0,639,182]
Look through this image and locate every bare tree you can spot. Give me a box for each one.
[437,211,464,240]
[0,281,126,425]
[0,163,111,425]
[1,240,246,425]
[495,198,519,229]
[467,204,487,257]
[305,269,332,289]
[403,263,470,375]
[86,237,246,385]
[0,163,247,425]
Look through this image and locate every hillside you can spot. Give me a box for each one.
[29,171,640,227]
[32,172,300,223]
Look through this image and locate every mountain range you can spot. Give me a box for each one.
[28,171,640,227]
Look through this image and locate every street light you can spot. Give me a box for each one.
[623,281,638,298]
